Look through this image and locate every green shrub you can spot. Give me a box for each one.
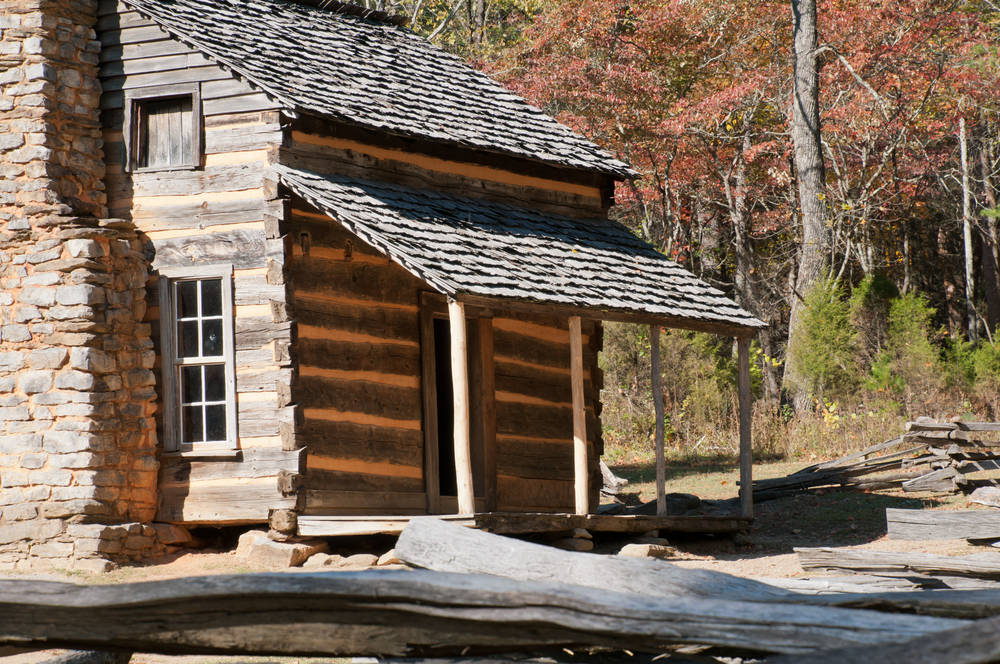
[850,273,899,362]
[787,278,859,402]
[883,291,943,405]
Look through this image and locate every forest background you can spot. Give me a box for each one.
[358,0,1000,464]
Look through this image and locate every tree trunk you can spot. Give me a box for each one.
[784,0,828,410]
[979,136,1000,334]
[960,117,978,342]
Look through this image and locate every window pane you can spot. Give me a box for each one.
[204,364,226,402]
[178,320,199,358]
[182,405,204,443]
[202,319,223,357]
[177,281,198,318]
[201,279,222,316]
[205,404,226,442]
[181,365,202,404]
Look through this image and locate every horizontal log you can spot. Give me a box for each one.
[159,448,302,485]
[0,570,965,657]
[304,489,427,515]
[120,194,277,232]
[304,467,424,494]
[496,438,573,480]
[796,547,1000,579]
[149,228,270,270]
[497,476,573,511]
[234,318,293,351]
[887,508,1000,541]
[108,164,267,199]
[294,298,419,342]
[300,419,423,467]
[496,401,598,442]
[296,375,422,422]
[298,337,420,375]
[157,478,294,523]
[289,259,421,307]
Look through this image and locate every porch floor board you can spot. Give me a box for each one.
[297,512,750,538]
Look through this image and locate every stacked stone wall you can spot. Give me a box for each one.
[0,0,160,570]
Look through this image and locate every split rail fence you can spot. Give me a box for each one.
[4,518,1000,664]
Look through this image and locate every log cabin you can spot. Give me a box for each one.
[0,0,762,566]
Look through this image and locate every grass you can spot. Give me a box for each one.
[605,442,981,554]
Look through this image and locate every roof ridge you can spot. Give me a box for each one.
[286,0,409,27]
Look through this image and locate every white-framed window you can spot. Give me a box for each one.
[158,264,237,454]
[124,82,202,172]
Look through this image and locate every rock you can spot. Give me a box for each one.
[377,549,404,566]
[152,523,192,546]
[571,528,592,540]
[302,552,345,569]
[235,530,328,567]
[333,553,379,569]
[550,538,594,552]
[618,543,678,559]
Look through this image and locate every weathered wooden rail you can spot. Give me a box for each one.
[752,420,1000,501]
[7,518,1000,663]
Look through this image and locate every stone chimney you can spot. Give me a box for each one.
[0,0,161,571]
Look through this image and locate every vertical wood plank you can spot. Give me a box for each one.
[479,315,497,512]
[449,299,475,515]
[738,335,753,519]
[651,325,666,517]
[419,305,440,514]
[569,315,588,515]
[468,317,484,497]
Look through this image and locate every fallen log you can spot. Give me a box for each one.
[796,547,1000,579]
[396,516,793,603]
[766,613,1000,664]
[886,508,1000,540]
[0,571,964,657]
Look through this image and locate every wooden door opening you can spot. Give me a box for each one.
[420,296,496,513]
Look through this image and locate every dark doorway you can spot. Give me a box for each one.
[433,317,458,496]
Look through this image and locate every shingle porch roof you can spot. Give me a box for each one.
[276,165,764,334]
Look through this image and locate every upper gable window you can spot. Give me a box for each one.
[124,83,202,172]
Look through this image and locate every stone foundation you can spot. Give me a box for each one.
[0,0,161,569]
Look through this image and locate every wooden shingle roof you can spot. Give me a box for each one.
[120,0,635,179]
[276,165,764,334]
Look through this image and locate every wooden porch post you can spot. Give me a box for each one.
[651,325,666,516]
[449,299,475,515]
[569,316,588,515]
[737,335,753,519]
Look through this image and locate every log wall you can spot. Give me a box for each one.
[493,314,603,512]
[97,1,297,524]
[281,125,610,220]
[287,205,428,516]
[289,202,602,515]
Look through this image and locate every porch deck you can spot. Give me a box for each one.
[297,512,751,538]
